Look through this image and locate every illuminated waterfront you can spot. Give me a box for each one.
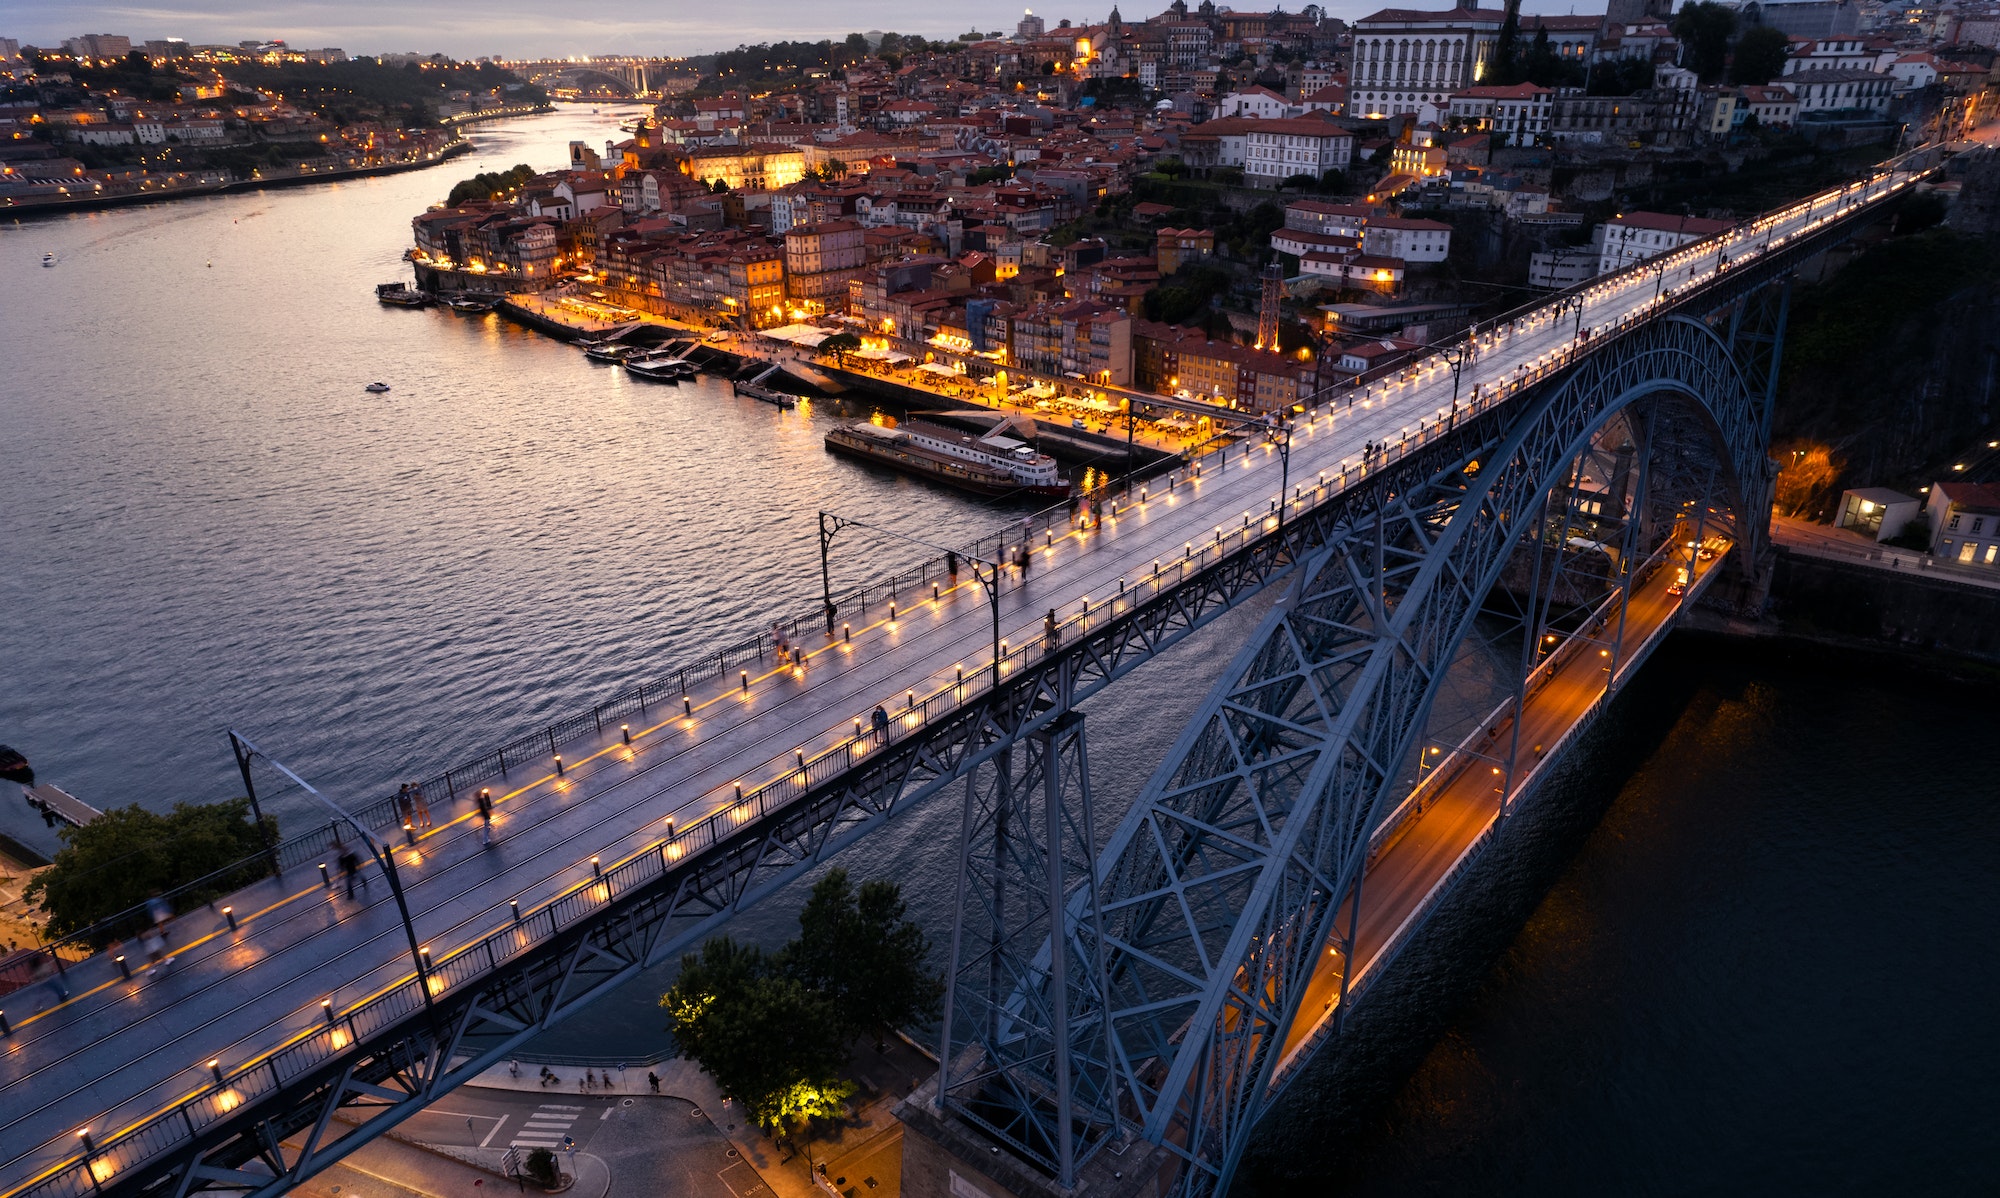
[4,108,1995,1193]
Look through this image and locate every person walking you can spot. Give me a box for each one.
[648,1071,661,1094]
[337,839,364,898]
[1044,609,1060,646]
[476,787,494,847]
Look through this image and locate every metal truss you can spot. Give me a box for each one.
[934,309,1783,1198]
[934,714,1121,1185]
[43,246,1819,1198]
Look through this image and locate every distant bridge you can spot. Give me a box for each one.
[0,147,1946,1198]
[502,58,694,99]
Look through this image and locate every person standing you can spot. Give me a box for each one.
[476,788,494,846]
[648,1071,661,1094]
[396,784,414,829]
[412,785,431,830]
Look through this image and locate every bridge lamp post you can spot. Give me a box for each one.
[226,731,437,1025]
[817,511,1005,690]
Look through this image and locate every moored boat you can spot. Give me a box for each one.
[624,351,693,382]
[365,382,391,393]
[0,745,31,786]
[584,342,638,363]
[375,282,430,307]
[824,419,1068,498]
[444,294,499,313]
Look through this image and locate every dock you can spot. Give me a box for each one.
[22,784,100,830]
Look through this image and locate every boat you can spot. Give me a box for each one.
[733,379,797,409]
[584,342,639,363]
[624,351,696,382]
[375,282,430,307]
[824,419,1069,499]
[444,294,499,313]
[42,253,56,268]
[365,382,391,393]
[0,745,31,786]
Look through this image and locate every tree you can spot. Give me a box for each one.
[1280,172,1319,190]
[660,937,853,1130]
[818,332,862,363]
[780,869,943,1042]
[1729,25,1791,85]
[27,799,279,944]
[1673,1,1738,81]
[523,1149,559,1188]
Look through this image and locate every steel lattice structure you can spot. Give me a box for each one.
[25,159,1919,1198]
[934,303,1791,1196]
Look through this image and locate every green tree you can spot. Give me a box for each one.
[660,938,853,1130]
[819,331,862,363]
[780,869,943,1043]
[27,799,278,944]
[1673,1,1738,81]
[1729,25,1791,85]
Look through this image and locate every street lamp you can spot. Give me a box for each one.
[225,732,436,1025]
[818,512,1006,690]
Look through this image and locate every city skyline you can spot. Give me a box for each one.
[9,0,1605,60]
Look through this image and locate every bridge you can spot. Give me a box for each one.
[0,148,1942,1198]
[501,58,694,99]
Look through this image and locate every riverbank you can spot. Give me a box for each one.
[4,139,471,220]
[441,103,555,127]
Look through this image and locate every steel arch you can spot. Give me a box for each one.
[1061,314,1770,1196]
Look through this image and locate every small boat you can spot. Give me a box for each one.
[624,351,692,382]
[365,382,391,393]
[0,744,31,786]
[584,342,639,363]
[733,379,797,410]
[444,294,499,313]
[375,282,430,307]
[42,253,57,268]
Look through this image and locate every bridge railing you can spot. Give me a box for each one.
[9,152,1940,1197]
[11,357,1492,1198]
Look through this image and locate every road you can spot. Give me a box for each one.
[0,154,1926,1198]
[1278,536,1727,1067]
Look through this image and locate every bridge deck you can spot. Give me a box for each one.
[1279,537,1728,1067]
[0,161,1920,1196]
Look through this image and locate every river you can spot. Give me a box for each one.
[4,108,1994,1192]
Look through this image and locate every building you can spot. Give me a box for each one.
[1594,210,1734,274]
[1833,487,1919,542]
[784,219,866,313]
[1283,200,1377,240]
[1736,84,1800,128]
[1351,2,1507,119]
[1782,36,1880,74]
[1446,82,1553,143]
[1361,215,1452,262]
[62,33,133,61]
[1217,87,1292,119]
[1786,68,1894,115]
[1923,481,2000,567]
[1696,87,1738,141]
[1242,115,1355,187]
[1156,227,1216,276]
[1528,245,1600,288]
[1017,10,1046,39]
[682,145,805,191]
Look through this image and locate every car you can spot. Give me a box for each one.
[1696,545,1718,562]
[1667,581,1686,597]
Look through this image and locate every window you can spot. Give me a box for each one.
[1949,513,1961,530]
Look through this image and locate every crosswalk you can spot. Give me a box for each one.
[509,1103,582,1149]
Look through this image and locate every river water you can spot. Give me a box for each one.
[4,109,1993,1191]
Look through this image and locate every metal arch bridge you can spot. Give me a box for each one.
[0,149,1939,1198]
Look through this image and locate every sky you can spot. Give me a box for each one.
[0,0,1597,60]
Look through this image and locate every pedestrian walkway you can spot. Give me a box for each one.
[1771,515,2000,591]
